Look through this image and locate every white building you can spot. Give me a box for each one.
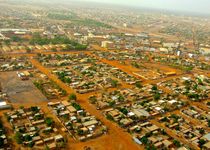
[101,41,114,48]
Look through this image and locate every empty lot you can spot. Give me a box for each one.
[0,71,47,103]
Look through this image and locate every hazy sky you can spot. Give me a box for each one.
[81,0,210,15]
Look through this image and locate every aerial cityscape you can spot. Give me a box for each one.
[0,0,209,150]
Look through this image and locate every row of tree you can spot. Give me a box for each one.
[30,34,87,50]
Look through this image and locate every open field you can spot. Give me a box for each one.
[0,71,47,103]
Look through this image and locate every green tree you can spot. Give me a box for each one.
[151,85,158,91]
[173,140,181,147]
[199,128,205,134]
[140,136,148,144]
[119,108,128,115]
[72,103,81,110]
[30,106,39,113]
[64,77,71,84]
[109,101,116,106]
[69,93,77,101]
[198,139,206,148]
[154,93,161,100]
[14,132,23,144]
[24,134,32,141]
[106,114,114,121]
[45,117,54,127]
[111,79,118,87]
[135,81,143,89]
[77,129,84,135]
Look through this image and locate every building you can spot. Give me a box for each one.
[0,100,11,110]
[123,23,128,28]
[200,48,210,55]
[159,48,168,53]
[101,41,114,49]
[164,72,176,76]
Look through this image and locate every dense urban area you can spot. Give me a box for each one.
[0,0,209,150]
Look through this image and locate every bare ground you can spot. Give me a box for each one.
[0,71,48,104]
